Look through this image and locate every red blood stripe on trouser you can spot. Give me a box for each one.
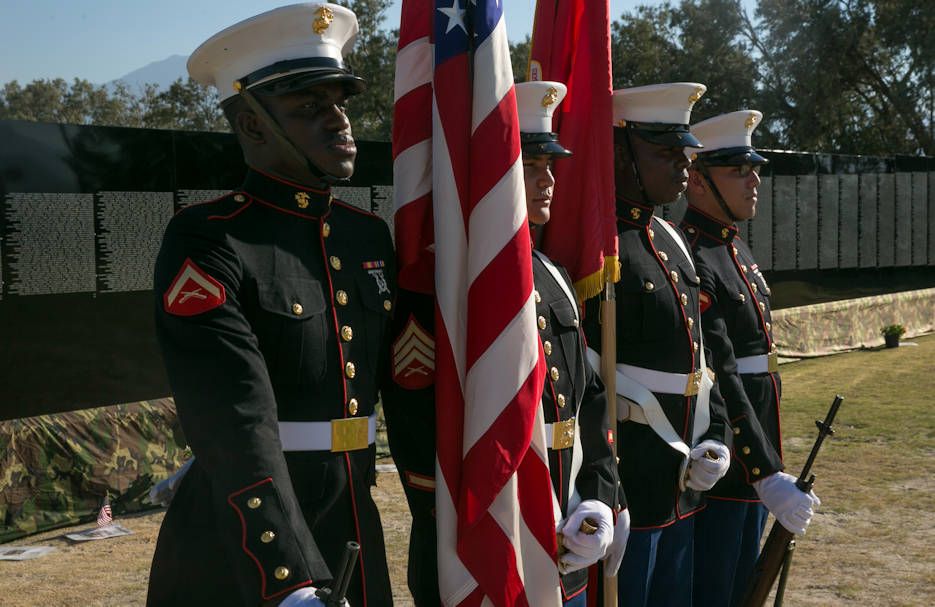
[392,83,432,155]
[465,228,534,368]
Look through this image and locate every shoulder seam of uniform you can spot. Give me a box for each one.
[174,191,240,217]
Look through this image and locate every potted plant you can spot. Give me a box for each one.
[881,324,906,348]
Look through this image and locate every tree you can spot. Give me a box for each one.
[745,0,934,154]
[142,78,227,132]
[610,1,758,122]
[338,0,397,140]
[510,36,532,82]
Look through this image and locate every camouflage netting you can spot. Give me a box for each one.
[774,288,935,357]
[0,399,189,543]
[2,290,929,542]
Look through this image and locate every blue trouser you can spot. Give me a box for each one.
[693,499,769,607]
[617,515,695,607]
[564,590,587,607]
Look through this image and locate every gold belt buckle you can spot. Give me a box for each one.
[684,369,703,396]
[767,352,779,373]
[331,417,369,452]
[551,418,576,450]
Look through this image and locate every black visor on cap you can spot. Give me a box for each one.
[624,122,703,148]
[244,57,366,97]
[520,132,573,158]
[696,146,768,166]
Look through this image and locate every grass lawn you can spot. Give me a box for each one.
[1,334,933,606]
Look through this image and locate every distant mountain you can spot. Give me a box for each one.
[109,54,188,92]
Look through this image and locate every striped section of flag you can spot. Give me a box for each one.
[96,496,113,527]
[393,1,561,605]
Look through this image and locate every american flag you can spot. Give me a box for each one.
[393,1,561,605]
[96,495,113,527]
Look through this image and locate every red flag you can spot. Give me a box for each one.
[393,1,560,605]
[530,0,618,301]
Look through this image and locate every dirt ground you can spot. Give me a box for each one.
[2,335,934,606]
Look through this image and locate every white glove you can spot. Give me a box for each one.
[684,440,731,491]
[601,508,631,576]
[754,471,821,535]
[559,500,614,573]
[279,587,348,607]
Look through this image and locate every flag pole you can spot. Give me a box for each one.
[600,276,618,604]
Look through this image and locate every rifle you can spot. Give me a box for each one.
[739,394,843,607]
[316,541,360,606]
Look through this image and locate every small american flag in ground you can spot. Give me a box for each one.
[393,1,561,605]
[96,496,113,527]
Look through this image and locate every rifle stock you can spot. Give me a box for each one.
[739,395,843,607]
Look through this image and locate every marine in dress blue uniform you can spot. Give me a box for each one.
[381,81,619,606]
[147,5,394,606]
[581,83,733,607]
[681,110,820,607]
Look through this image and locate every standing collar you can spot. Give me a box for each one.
[616,196,654,228]
[681,205,738,244]
[240,168,333,218]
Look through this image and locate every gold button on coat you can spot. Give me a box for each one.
[648,228,655,240]
[550,367,560,381]
[234,193,246,202]
[751,283,758,293]
[345,362,356,379]
[680,293,688,306]
[659,251,668,262]
[383,299,392,311]
[687,317,694,329]
[330,256,342,270]
[766,322,772,332]
[322,222,331,237]
[670,270,679,283]
[543,341,552,356]
[534,290,541,303]
[693,341,699,352]
[261,531,276,543]
[336,290,348,305]
[752,467,761,476]
[538,316,547,330]
[742,264,748,273]
[292,302,303,316]
[644,281,654,292]
[341,326,353,341]
[739,293,746,303]
[247,497,261,509]
[742,446,751,455]
[759,301,766,312]
[348,398,359,415]
[733,427,741,435]
[557,394,566,408]
[274,566,290,580]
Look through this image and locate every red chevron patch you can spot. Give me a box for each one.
[164,258,226,316]
[392,314,435,390]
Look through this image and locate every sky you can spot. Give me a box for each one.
[0,0,656,85]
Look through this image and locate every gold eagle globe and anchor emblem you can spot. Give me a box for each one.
[688,86,705,104]
[295,191,310,209]
[541,87,559,108]
[313,6,334,34]
[745,112,758,129]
